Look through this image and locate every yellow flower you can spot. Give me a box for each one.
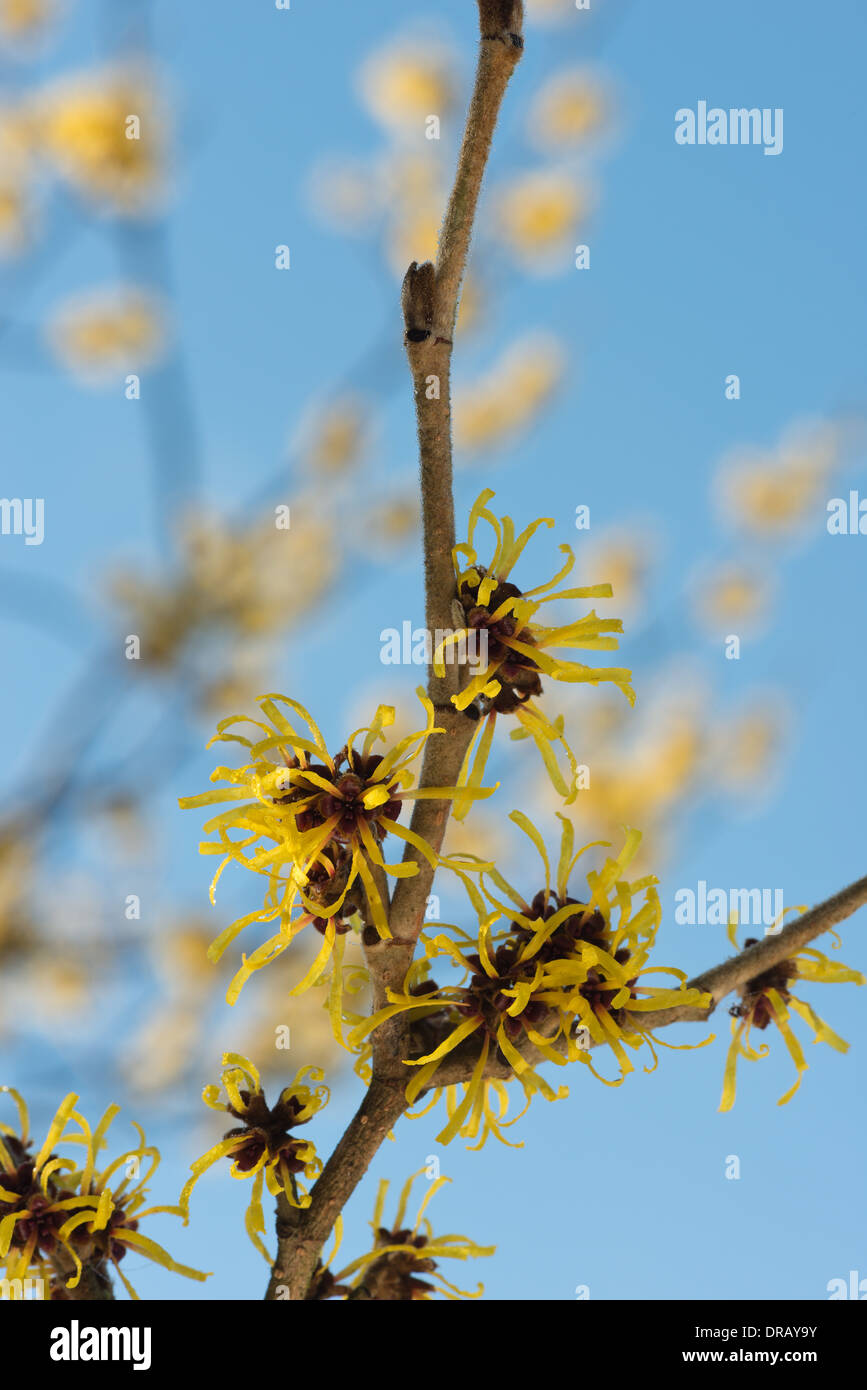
[179,1055,327,1261]
[0,0,54,43]
[711,700,786,794]
[0,1088,208,1297]
[356,493,420,558]
[0,175,33,256]
[387,201,442,276]
[301,395,369,476]
[551,684,706,861]
[48,285,166,383]
[110,506,339,677]
[34,66,164,212]
[454,334,565,456]
[576,527,655,625]
[715,422,842,535]
[692,562,772,633]
[357,41,456,135]
[313,1169,494,1300]
[720,924,865,1111]
[352,818,710,1146]
[181,688,495,1012]
[438,490,634,813]
[528,68,612,150]
[494,169,588,271]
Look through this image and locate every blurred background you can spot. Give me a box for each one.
[1,0,865,1300]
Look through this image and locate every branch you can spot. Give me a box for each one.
[264,6,524,1300]
[432,872,867,1085]
[387,1,524,978]
[265,1078,407,1301]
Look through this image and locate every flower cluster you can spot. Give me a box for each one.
[720,925,865,1111]
[310,1169,493,1301]
[181,689,493,1021]
[0,1087,208,1299]
[351,816,711,1147]
[179,1054,328,1261]
[437,490,634,814]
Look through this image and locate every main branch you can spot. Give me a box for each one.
[265,3,524,1300]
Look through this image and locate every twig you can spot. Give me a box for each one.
[387,2,524,975]
[265,1078,407,1301]
[432,872,867,1086]
[264,3,524,1299]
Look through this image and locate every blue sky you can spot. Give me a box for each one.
[1,0,865,1300]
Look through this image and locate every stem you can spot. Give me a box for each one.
[387,6,524,973]
[432,871,867,1086]
[264,6,524,1298]
[265,1079,407,1301]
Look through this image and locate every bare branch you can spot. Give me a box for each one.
[387,1,525,978]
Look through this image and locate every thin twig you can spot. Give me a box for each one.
[386,3,524,976]
[265,1078,407,1302]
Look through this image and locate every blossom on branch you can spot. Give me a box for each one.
[352,817,710,1147]
[0,1087,208,1298]
[438,490,634,814]
[720,924,865,1111]
[179,1054,328,1261]
[311,1169,494,1301]
[181,689,495,1023]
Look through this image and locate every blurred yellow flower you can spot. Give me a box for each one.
[442,810,508,870]
[232,959,357,1085]
[33,66,164,213]
[110,505,339,677]
[0,176,33,255]
[356,493,420,558]
[494,169,588,271]
[0,0,55,43]
[547,687,707,867]
[716,422,842,536]
[525,0,582,25]
[0,836,33,964]
[358,40,456,136]
[456,273,485,335]
[307,158,378,234]
[576,527,655,624]
[301,395,369,476]
[710,699,787,795]
[23,957,91,1020]
[0,106,36,254]
[692,562,773,633]
[454,333,565,455]
[387,204,441,277]
[528,68,612,150]
[377,149,447,275]
[123,1005,203,1095]
[48,286,166,383]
